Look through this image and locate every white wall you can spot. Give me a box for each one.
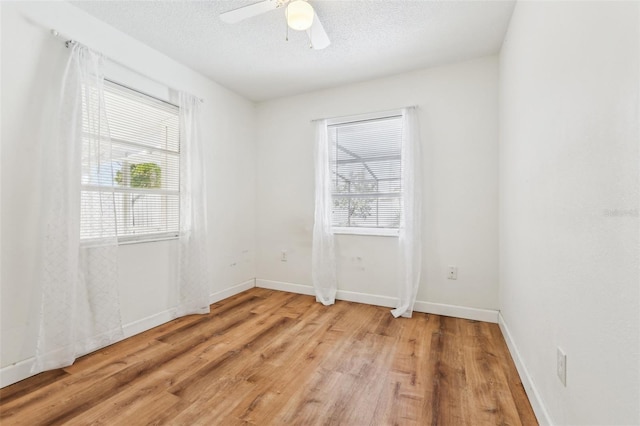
[256,56,499,312]
[499,2,640,425]
[0,1,256,378]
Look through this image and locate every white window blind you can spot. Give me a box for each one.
[329,113,403,232]
[81,80,180,243]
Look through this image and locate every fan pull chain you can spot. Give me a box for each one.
[285,6,289,41]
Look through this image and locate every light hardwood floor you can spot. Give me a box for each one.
[0,288,537,425]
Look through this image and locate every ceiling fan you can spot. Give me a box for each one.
[220,0,330,50]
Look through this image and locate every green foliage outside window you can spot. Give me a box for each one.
[115,163,162,188]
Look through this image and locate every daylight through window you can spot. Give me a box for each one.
[80,81,180,243]
[329,113,403,233]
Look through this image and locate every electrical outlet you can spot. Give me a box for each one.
[557,347,567,386]
[281,250,287,262]
[447,266,457,280]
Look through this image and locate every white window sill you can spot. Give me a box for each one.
[80,233,179,248]
[332,227,399,237]
[118,234,179,245]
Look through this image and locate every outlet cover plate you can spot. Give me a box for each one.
[447,266,458,280]
[557,347,567,386]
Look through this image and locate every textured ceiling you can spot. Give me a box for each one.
[70,0,515,102]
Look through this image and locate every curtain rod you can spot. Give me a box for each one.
[311,105,418,123]
[50,29,204,104]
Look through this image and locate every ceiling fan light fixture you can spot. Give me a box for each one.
[286,0,314,31]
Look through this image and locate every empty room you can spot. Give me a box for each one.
[1,0,638,424]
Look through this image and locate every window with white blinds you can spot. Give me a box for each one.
[80,80,180,243]
[329,113,403,234]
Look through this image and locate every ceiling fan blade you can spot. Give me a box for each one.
[307,14,330,50]
[220,0,281,24]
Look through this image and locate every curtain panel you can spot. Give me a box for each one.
[312,119,337,305]
[32,44,123,373]
[175,92,211,316]
[391,107,423,318]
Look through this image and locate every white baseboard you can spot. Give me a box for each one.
[209,279,255,304]
[122,308,177,339]
[0,357,35,390]
[337,289,397,308]
[0,279,257,389]
[498,313,552,426]
[255,279,498,323]
[414,300,498,323]
[255,279,314,296]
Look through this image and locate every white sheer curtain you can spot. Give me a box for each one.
[391,107,423,318]
[32,44,123,373]
[176,92,211,316]
[312,119,337,305]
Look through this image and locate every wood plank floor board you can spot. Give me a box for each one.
[440,317,473,426]
[230,318,358,422]
[164,375,257,425]
[0,370,70,407]
[233,303,363,422]
[385,313,438,425]
[0,340,170,423]
[327,333,399,425]
[487,324,538,426]
[65,370,184,426]
[471,321,518,425]
[0,288,537,425]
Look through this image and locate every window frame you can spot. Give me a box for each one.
[327,109,403,237]
[80,79,181,246]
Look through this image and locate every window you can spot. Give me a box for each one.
[329,112,403,236]
[81,81,180,243]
